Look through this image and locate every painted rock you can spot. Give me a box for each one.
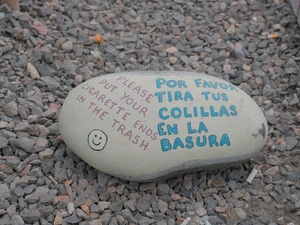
[59,71,268,181]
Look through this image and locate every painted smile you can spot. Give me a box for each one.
[92,140,101,146]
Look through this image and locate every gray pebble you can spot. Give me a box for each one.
[157,183,170,196]
[175,203,186,211]
[157,219,168,225]
[40,76,61,92]
[0,137,8,149]
[11,215,25,225]
[204,57,213,64]
[14,55,27,68]
[0,43,13,55]
[208,216,224,224]
[0,130,16,139]
[13,186,24,197]
[40,190,56,206]
[28,167,44,178]
[0,217,11,225]
[167,217,175,225]
[228,170,242,182]
[39,205,53,218]
[109,200,123,212]
[23,184,36,195]
[20,209,40,224]
[288,170,300,181]
[136,198,151,212]
[140,182,156,191]
[41,52,54,64]
[3,101,18,117]
[0,172,8,180]
[109,217,118,225]
[262,84,274,97]
[40,218,51,225]
[65,211,82,224]
[228,180,237,190]
[258,213,271,224]
[15,161,26,173]
[7,204,17,217]
[138,216,156,225]
[100,213,112,225]
[285,137,298,150]
[37,63,57,77]
[61,41,74,52]
[204,197,217,215]
[105,45,118,57]
[10,138,36,153]
[290,94,299,106]
[158,199,168,213]
[234,48,245,59]
[25,186,49,204]
[220,2,227,11]
[53,168,67,183]
[0,184,11,199]
[76,208,88,219]
[183,180,192,190]
[90,204,104,213]
[0,199,10,209]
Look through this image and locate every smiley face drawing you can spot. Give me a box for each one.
[87,129,108,151]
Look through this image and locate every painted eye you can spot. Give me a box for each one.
[95,134,97,137]
[100,137,102,139]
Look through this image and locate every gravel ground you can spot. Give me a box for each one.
[0,0,300,224]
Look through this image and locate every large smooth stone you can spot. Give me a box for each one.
[59,71,268,181]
